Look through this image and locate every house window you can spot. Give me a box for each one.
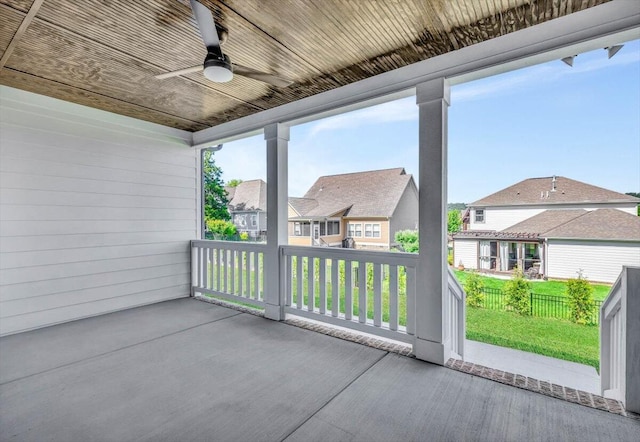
[294,222,301,236]
[348,223,362,237]
[475,209,485,223]
[293,222,310,236]
[364,223,381,238]
[319,221,326,236]
[327,221,340,235]
[251,214,257,227]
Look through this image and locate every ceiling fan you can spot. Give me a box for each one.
[155,0,293,88]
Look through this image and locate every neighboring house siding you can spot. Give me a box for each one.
[347,218,390,249]
[0,88,196,336]
[389,182,419,243]
[546,240,640,283]
[469,204,637,231]
[289,236,311,246]
[453,240,478,270]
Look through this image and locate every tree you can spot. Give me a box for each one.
[203,150,230,223]
[504,268,531,315]
[227,179,243,187]
[447,210,462,234]
[464,271,485,308]
[566,270,596,325]
[395,230,419,253]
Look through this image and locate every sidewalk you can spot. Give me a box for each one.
[464,340,600,394]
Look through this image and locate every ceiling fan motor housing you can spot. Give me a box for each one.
[203,50,233,82]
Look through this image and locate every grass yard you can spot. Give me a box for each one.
[466,307,599,369]
[453,269,611,300]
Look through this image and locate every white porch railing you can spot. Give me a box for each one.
[447,267,465,359]
[281,246,417,344]
[600,266,640,413]
[191,240,266,308]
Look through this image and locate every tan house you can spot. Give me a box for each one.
[288,168,418,250]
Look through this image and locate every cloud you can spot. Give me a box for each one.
[452,46,640,103]
[307,96,418,138]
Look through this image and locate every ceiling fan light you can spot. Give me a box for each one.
[203,55,233,82]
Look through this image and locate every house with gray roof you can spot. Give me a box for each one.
[453,177,640,283]
[226,179,267,238]
[288,168,418,250]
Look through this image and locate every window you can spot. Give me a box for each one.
[475,209,485,223]
[294,222,301,236]
[319,221,326,236]
[293,222,310,236]
[251,214,257,227]
[348,223,362,237]
[327,221,340,235]
[365,223,381,238]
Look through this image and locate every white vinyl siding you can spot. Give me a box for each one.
[469,205,638,232]
[0,87,197,336]
[453,240,478,270]
[546,240,640,283]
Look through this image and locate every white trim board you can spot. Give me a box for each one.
[192,1,640,148]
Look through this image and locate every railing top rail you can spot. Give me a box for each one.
[280,244,418,266]
[601,268,625,312]
[447,267,465,301]
[191,239,267,252]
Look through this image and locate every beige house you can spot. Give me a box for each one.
[226,179,267,239]
[288,168,418,250]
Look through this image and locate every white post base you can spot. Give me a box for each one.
[414,338,447,366]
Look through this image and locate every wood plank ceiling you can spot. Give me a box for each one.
[0,0,609,132]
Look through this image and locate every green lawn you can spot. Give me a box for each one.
[453,269,611,300]
[466,307,599,368]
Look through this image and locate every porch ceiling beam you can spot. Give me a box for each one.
[0,0,45,71]
[192,1,640,148]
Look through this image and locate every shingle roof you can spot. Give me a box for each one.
[227,179,267,212]
[543,209,640,241]
[288,197,319,216]
[470,176,640,207]
[501,209,588,235]
[453,208,640,242]
[293,168,415,218]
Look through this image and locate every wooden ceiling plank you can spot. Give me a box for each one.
[0,0,44,70]
[0,67,208,131]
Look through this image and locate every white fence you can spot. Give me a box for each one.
[191,240,266,308]
[281,245,417,343]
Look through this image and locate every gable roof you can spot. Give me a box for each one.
[501,209,588,236]
[292,168,415,218]
[227,180,267,212]
[470,176,640,208]
[543,209,640,241]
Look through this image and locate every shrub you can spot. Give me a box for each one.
[504,268,531,315]
[566,270,596,325]
[464,271,485,308]
[206,219,237,238]
[239,232,249,241]
[394,230,419,253]
[447,251,454,266]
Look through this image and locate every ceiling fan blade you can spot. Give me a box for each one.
[155,65,203,80]
[190,0,220,49]
[232,64,293,88]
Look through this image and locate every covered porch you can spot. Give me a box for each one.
[2,298,638,441]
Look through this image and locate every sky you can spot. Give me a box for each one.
[212,39,640,204]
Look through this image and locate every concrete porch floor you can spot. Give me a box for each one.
[1,299,638,442]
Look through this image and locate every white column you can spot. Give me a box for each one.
[264,123,289,320]
[414,78,450,365]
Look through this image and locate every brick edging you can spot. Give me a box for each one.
[445,358,636,419]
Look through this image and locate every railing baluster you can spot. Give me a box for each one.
[319,258,326,315]
[389,265,398,331]
[216,248,222,292]
[286,255,293,306]
[406,266,416,335]
[373,263,382,327]
[238,251,244,297]
[201,247,207,289]
[222,248,227,294]
[254,251,260,300]
[246,251,251,298]
[230,249,235,295]
[358,261,366,323]
[296,256,303,309]
[345,260,352,320]
[307,257,315,311]
[331,259,339,317]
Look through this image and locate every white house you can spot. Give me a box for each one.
[453,176,640,283]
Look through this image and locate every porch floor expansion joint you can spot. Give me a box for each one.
[445,358,636,419]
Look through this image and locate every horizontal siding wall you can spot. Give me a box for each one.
[0,87,198,335]
[453,240,478,270]
[547,240,640,284]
